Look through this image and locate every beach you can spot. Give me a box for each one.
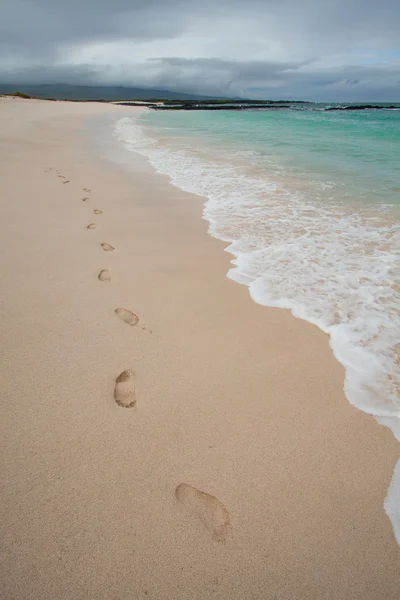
[0,97,399,599]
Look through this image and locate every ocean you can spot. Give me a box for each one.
[114,105,400,540]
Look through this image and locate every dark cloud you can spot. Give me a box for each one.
[1,0,399,99]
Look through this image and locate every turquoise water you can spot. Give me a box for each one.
[140,108,400,205]
[114,106,400,542]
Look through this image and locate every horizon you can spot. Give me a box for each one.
[1,82,399,104]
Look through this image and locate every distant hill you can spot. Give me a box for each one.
[0,83,221,102]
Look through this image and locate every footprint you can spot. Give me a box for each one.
[101,243,115,252]
[87,223,96,230]
[115,308,139,326]
[82,197,90,202]
[94,209,103,215]
[83,188,91,193]
[114,370,136,408]
[98,269,111,283]
[175,484,232,542]
[62,180,70,184]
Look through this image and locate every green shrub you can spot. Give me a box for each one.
[12,91,32,99]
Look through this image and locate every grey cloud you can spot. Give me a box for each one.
[0,0,194,49]
[1,0,400,100]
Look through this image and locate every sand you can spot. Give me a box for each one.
[0,97,399,599]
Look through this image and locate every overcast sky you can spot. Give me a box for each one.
[1,0,399,100]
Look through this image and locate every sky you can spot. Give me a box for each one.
[1,0,399,100]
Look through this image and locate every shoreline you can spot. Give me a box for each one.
[115,110,400,441]
[1,98,399,599]
[114,107,400,543]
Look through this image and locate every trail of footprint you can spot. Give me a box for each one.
[114,370,136,408]
[115,308,139,326]
[101,243,115,252]
[175,484,232,542]
[98,269,111,282]
[87,223,96,230]
[94,209,103,215]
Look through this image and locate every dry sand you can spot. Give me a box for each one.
[0,97,399,599]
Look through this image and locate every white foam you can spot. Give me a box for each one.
[114,116,400,542]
